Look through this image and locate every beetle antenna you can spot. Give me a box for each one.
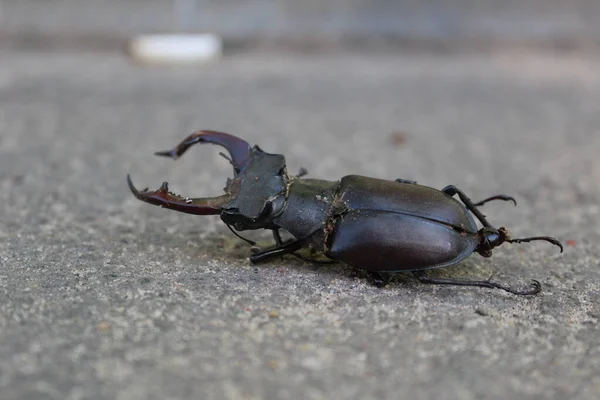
[507,236,563,253]
[226,224,257,247]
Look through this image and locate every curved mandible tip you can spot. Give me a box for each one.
[154,130,252,174]
[127,174,227,215]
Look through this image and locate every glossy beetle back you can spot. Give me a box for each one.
[327,210,479,271]
[325,175,480,271]
[338,175,478,230]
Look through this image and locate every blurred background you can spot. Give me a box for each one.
[2,0,600,50]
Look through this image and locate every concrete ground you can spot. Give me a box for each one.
[0,48,599,400]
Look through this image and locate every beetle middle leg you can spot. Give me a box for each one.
[411,270,541,296]
[250,235,335,265]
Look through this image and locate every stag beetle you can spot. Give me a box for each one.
[128,130,563,295]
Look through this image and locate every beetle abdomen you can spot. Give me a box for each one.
[326,210,479,272]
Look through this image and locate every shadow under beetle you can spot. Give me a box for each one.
[128,130,563,295]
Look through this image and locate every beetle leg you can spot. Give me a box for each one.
[368,271,393,288]
[249,239,304,264]
[441,185,493,228]
[264,229,286,255]
[127,175,229,215]
[507,235,563,253]
[473,194,517,207]
[268,229,335,264]
[412,270,542,296]
[272,229,284,246]
[226,224,258,246]
[154,130,252,175]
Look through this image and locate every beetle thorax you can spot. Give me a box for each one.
[220,147,290,231]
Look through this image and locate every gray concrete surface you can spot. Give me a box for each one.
[0,49,599,399]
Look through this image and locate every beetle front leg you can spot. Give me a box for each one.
[473,194,517,207]
[249,239,304,264]
[441,185,493,227]
[412,270,541,296]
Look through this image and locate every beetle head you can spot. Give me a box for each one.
[128,131,290,230]
[476,227,507,257]
[477,226,563,257]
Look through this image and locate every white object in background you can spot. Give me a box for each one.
[129,1,222,65]
[129,34,223,64]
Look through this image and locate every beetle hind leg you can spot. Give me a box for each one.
[412,270,541,296]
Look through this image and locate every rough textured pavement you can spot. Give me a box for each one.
[1,49,599,399]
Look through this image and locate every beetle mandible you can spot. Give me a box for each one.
[128,130,563,295]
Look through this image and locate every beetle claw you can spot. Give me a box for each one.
[487,279,542,296]
[529,279,542,293]
[508,280,542,296]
